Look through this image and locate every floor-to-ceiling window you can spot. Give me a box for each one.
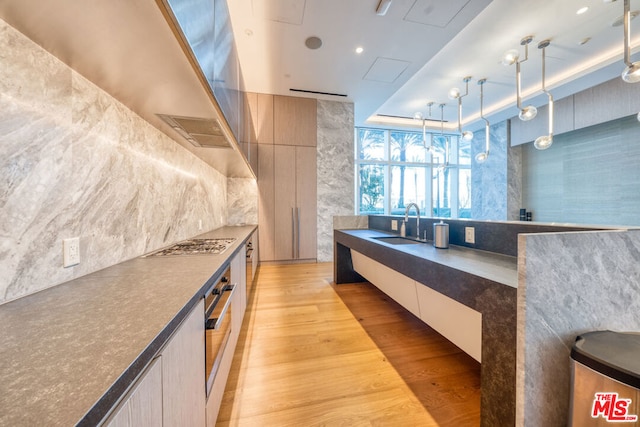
[356,127,471,218]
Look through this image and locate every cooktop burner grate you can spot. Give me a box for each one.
[145,238,237,257]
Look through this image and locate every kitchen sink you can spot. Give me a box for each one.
[373,236,424,245]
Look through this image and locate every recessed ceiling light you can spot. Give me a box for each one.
[577,6,589,14]
[305,36,323,50]
[355,46,364,54]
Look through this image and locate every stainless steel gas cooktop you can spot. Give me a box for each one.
[145,238,237,257]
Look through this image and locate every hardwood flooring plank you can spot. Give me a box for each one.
[217,263,480,427]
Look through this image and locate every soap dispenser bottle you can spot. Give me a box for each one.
[400,220,406,237]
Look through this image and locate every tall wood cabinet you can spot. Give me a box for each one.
[254,94,317,262]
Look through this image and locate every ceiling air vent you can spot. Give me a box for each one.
[157,114,232,148]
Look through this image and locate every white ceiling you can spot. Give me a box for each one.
[228,0,640,132]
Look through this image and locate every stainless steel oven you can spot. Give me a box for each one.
[204,266,235,397]
[246,235,255,295]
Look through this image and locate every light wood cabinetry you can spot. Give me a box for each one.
[162,299,206,427]
[270,145,317,261]
[257,144,276,261]
[273,95,317,146]
[242,92,257,146]
[231,244,247,315]
[104,358,163,427]
[205,247,247,427]
[245,92,274,144]
[255,93,317,262]
[257,93,275,144]
[295,146,317,260]
[103,300,205,427]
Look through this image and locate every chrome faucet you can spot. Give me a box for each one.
[404,203,420,239]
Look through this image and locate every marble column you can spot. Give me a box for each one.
[316,99,355,262]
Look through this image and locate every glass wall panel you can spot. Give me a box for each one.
[358,164,385,214]
[459,168,472,218]
[390,166,427,215]
[433,167,452,218]
[390,131,426,163]
[355,127,470,218]
[358,129,386,161]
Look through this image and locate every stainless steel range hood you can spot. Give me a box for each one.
[157,114,232,149]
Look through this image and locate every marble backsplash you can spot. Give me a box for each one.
[317,99,355,262]
[227,178,258,225]
[0,19,233,303]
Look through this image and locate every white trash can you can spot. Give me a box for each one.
[569,331,640,426]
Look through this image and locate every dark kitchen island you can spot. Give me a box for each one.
[334,228,518,427]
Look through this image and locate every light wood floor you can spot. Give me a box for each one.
[216,263,480,426]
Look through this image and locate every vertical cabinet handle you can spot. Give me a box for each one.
[296,207,300,259]
[291,207,295,259]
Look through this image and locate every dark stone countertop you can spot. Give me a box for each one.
[335,229,517,287]
[334,228,518,427]
[0,225,256,427]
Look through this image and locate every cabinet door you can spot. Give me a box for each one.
[257,93,274,144]
[273,95,317,146]
[231,245,247,315]
[103,357,163,427]
[296,146,317,259]
[274,145,296,260]
[162,300,205,427]
[243,92,257,145]
[258,144,275,261]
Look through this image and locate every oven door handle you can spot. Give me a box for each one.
[205,284,235,330]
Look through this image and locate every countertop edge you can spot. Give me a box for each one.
[335,228,517,288]
[79,224,257,426]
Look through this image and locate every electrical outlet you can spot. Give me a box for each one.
[63,237,80,267]
[391,220,398,231]
[465,227,475,244]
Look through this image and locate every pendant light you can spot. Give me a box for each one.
[622,0,640,83]
[475,79,491,163]
[448,76,474,141]
[424,102,436,153]
[436,103,448,172]
[502,36,538,121]
[534,40,554,150]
